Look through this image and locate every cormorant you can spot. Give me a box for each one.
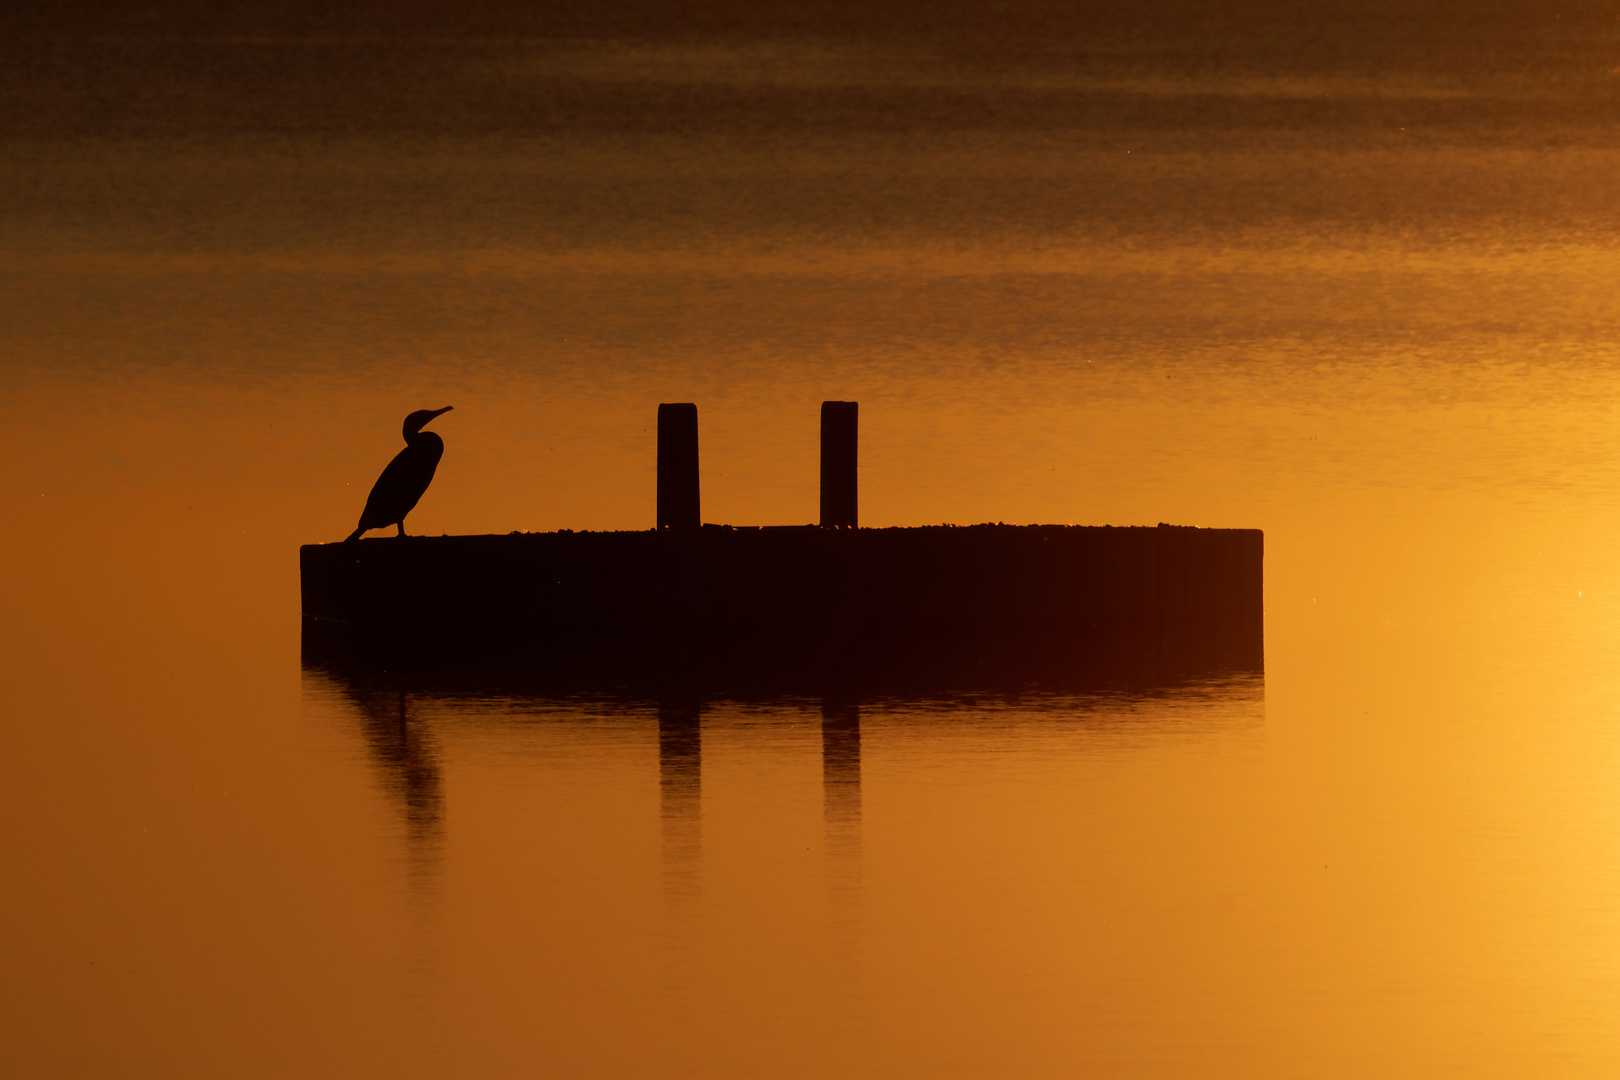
[345,407,453,542]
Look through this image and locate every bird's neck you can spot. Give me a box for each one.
[406,430,443,450]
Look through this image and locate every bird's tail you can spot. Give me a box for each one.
[344,527,365,544]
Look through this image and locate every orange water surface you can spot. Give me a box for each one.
[5,6,1620,1076]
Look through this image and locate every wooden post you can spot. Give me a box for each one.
[657,403,700,530]
[820,400,858,528]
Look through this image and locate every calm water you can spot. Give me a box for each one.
[5,6,1620,1076]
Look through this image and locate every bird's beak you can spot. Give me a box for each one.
[432,406,453,417]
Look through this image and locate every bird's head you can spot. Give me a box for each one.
[403,406,453,441]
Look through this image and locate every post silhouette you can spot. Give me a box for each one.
[820,401,858,528]
[657,403,700,530]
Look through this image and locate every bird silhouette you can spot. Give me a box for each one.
[345,407,453,542]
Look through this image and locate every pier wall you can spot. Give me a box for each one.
[301,524,1262,691]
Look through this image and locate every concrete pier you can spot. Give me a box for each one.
[301,523,1262,691]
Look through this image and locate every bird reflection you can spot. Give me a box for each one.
[346,406,453,542]
[346,686,445,887]
[658,699,703,909]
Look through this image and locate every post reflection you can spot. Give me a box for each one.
[658,699,703,908]
[822,698,862,921]
[821,699,861,842]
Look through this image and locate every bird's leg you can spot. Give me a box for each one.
[396,522,407,538]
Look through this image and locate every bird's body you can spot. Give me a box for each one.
[346,407,453,542]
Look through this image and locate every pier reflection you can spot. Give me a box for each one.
[306,649,1262,941]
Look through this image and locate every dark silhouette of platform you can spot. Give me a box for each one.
[300,523,1262,692]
